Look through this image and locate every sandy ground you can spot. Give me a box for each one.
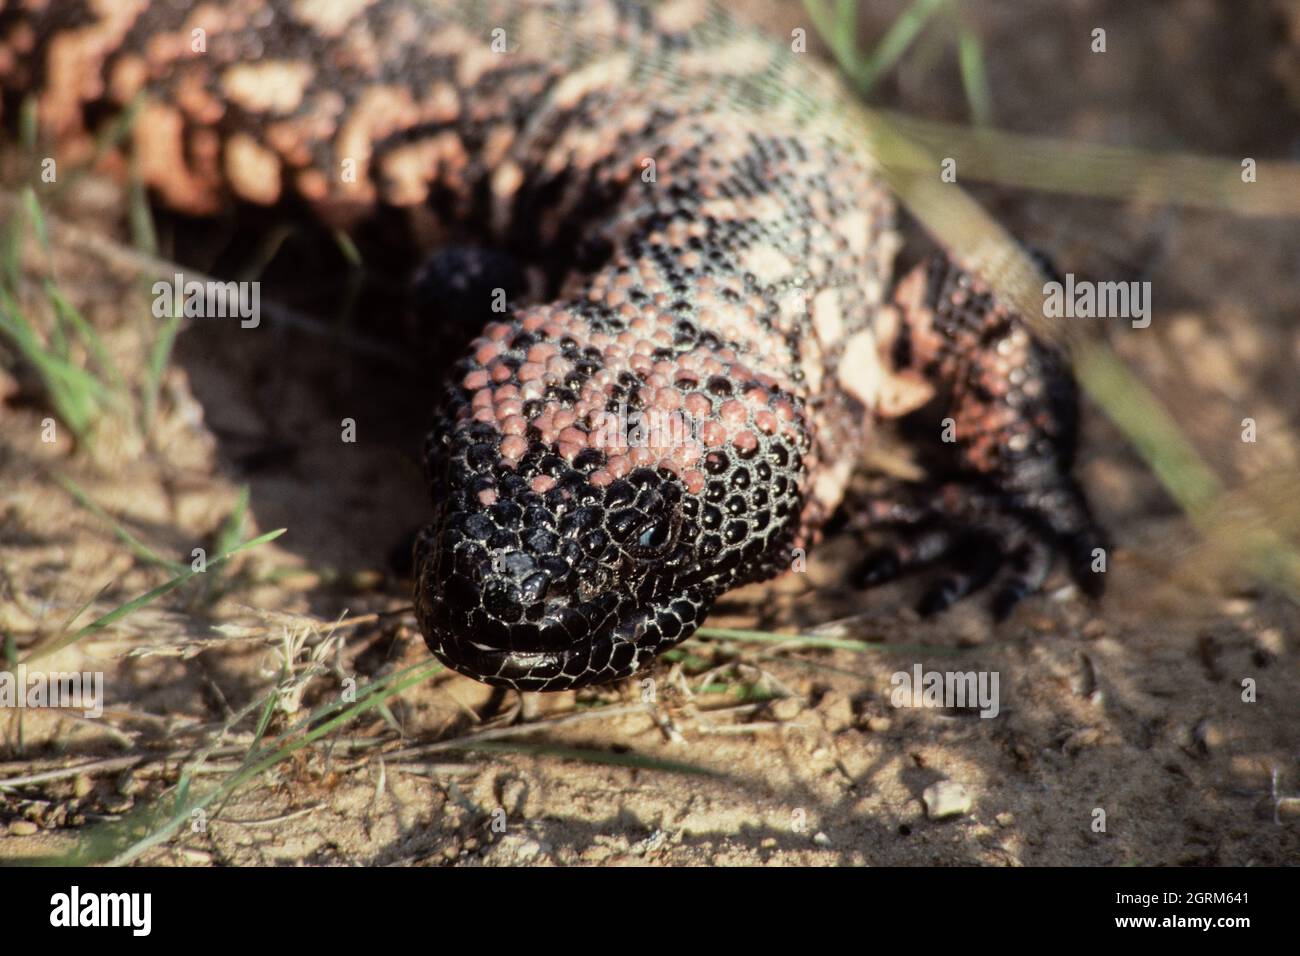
[1,0,1298,865]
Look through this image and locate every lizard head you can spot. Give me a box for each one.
[411,314,809,690]
[413,448,715,690]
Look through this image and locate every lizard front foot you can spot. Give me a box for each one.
[850,477,1107,620]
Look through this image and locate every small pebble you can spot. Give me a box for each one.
[771,696,802,721]
[1257,627,1285,656]
[812,831,832,847]
[865,715,892,733]
[9,820,39,836]
[1277,799,1300,822]
[103,795,134,814]
[1229,756,1273,787]
[1063,727,1102,754]
[1193,718,1227,752]
[497,777,529,813]
[116,768,142,796]
[1081,619,1107,639]
[923,780,973,820]
[497,834,548,862]
[816,691,854,731]
[631,830,665,856]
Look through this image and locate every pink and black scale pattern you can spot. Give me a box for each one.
[1,0,1105,690]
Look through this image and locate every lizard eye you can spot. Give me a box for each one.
[638,518,670,549]
[626,513,678,560]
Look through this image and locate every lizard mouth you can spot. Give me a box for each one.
[421,633,619,691]
[415,588,713,691]
[412,501,715,691]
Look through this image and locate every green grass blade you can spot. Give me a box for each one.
[18,96,37,153]
[834,0,950,94]
[58,582,116,635]
[127,176,158,257]
[44,280,127,395]
[955,22,993,125]
[0,288,106,439]
[52,472,187,574]
[140,297,182,433]
[1074,345,1223,516]
[19,528,286,666]
[873,109,1300,216]
[104,661,443,866]
[695,626,967,656]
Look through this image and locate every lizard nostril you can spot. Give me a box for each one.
[607,509,640,541]
[577,570,607,601]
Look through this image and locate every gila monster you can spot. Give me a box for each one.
[0,0,1105,690]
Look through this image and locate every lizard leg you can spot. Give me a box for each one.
[851,481,1066,619]
[409,245,529,356]
[862,252,1108,617]
[381,245,530,577]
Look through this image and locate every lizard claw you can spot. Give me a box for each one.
[850,481,1107,618]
